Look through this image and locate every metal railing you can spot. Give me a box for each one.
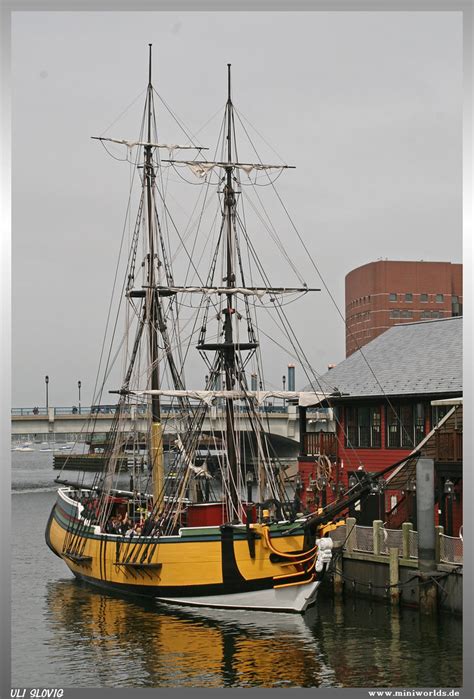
[11,403,302,418]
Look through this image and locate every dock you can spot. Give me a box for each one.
[325,517,462,614]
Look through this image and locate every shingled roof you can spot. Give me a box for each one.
[310,317,462,399]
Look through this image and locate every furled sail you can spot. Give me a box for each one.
[145,285,317,297]
[161,159,294,178]
[91,136,207,151]
[130,389,327,407]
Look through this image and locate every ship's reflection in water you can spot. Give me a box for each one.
[44,581,462,688]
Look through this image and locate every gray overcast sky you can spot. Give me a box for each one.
[12,11,462,408]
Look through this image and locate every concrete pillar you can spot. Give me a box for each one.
[298,406,307,456]
[402,522,413,559]
[48,407,55,433]
[345,517,356,553]
[419,575,438,615]
[287,364,295,392]
[416,458,436,572]
[287,402,296,437]
[373,520,383,555]
[389,547,400,606]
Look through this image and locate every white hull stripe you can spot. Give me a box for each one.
[156,580,320,613]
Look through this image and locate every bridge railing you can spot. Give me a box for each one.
[12,403,301,417]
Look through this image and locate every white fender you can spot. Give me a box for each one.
[315,537,334,572]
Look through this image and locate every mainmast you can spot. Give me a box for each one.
[223,64,239,517]
[144,44,164,510]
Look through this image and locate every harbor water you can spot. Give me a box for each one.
[11,449,462,689]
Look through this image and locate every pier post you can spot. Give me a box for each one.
[389,547,400,606]
[435,525,444,564]
[402,522,412,559]
[345,517,356,553]
[333,544,344,597]
[373,520,383,555]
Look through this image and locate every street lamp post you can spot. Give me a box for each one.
[444,478,454,537]
[45,375,49,412]
[246,471,254,503]
[371,479,385,521]
[406,478,417,530]
[78,380,82,414]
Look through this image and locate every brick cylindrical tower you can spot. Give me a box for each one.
[345,260,462,356]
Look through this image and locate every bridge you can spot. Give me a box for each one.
[11,404,334,451]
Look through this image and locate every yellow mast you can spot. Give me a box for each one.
[151,422,164,512]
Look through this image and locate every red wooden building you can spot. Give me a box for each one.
[298,317,462,530]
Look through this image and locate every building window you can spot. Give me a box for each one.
[452,295,458,303]
[390,310,400,318]
[421,310,430,319]
[401,310,413,318]
[372,409,381,447]
[414,403,425,444]
[432,404,450,426]
[405,293,413,302]
[420,293,428,302]
[436,294,444,303]
[345,406,381,448]
[358,406,371,447]
[389,293,397,302]
[386,403,425,449]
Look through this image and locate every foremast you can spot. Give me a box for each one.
[223,64,239,518]
[144,44,164,512]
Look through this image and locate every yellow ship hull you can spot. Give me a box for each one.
[46,487,327,612]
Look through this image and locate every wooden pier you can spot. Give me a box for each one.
[324,517,463,615]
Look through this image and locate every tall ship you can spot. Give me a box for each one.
[46,47,373,613]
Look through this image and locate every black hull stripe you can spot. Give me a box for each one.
[45,505,62,558]
[221,525,249,587]
[73,570,275,598]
